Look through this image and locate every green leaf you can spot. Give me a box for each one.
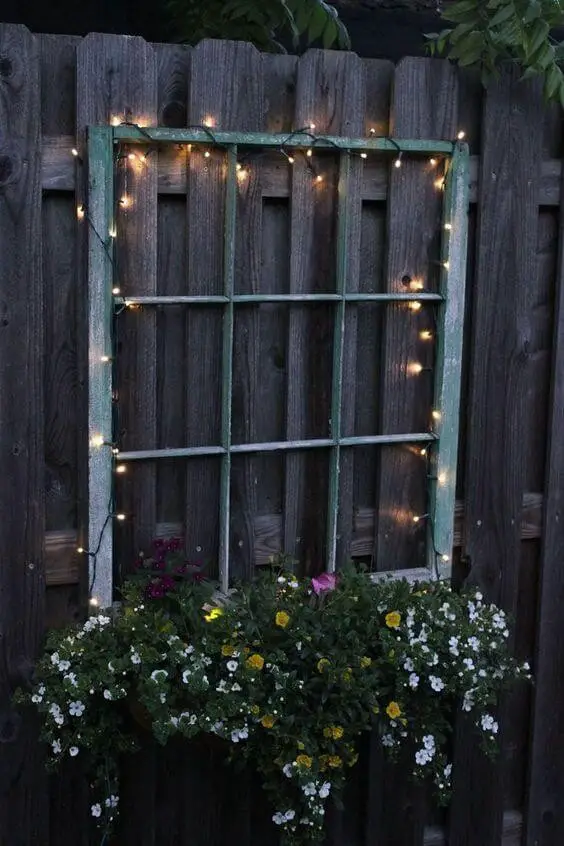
[489,2,516,27]
[322,17,338,49]
[308,2,330,42]
[546,63,562,98]
[294,0,315,33]
[526,18,550,61]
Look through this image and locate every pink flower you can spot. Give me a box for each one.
[311,573,337,595]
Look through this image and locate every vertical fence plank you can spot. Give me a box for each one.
[77,31,158,843]
[524,126,564,846]
[376,57,458,575]
[448,67,543,846]
[0,22,47,846]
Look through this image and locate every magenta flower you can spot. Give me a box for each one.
[311,573,337,595]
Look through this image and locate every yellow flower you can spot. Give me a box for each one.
[221,644,235,657]
[386,701,401,720]
[360,656,372,669]
[246,653,265,671]
[324,725,344,740]
[342,668,353,682]
[261,715,276,728]
[250,705,260,716]
[296,754,313,769]
[317,658,330,673]
[385,611,401,629]
[327,755,343,768]
[275,611,290,629]
[204,607,223,622]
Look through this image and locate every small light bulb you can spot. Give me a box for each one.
[288,155,295,164]
[409,279,424,291]
[435,178,444,191]
[77,547,85,554]
[419,330,433,341]
[420,448,427,457]
[360,152,368,160]
[441,553,450,562]
[429,157,437,166]
[309,123,316,131]
[128,153,137,161]
[443,261,450,270]
[203,117,215,128]
[369,128,376,135]
[444,223,452,231]
[116,464,127,474]
[111,116,121,127]
[457,130,466,140]
[89,596,100,606]
[432,410,441,421]
[109,226,117,238]
[77,205,85,220]
[409,362,423,375]
[120,196,130,208]
[438,472,447,485]
[394,157,402,169]
[236,163,242,171]
[413,515,421,524]
[408,301,422,312]
[237,168,248,182]
[315,174,323,183]
[204,150,211,159]
[112,447,119,456]
[100,355,111,363]
[306,149,313,158]
[91,434,105,448]
[71,148,79,157]
[116,513,126,521]
[112,287,121,295]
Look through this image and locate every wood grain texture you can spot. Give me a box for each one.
[0,22,47,845]
[525,140,564,846]
[448,67,544,846]
[376,57,458,574]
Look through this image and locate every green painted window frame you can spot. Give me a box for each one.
[86,126,469,607]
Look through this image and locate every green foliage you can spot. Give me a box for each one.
[427,0,564,105]
[165,0,350,52]
[20,563,529,845]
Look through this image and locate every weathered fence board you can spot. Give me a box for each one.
[0,22,47,845]
[448,66,544,846]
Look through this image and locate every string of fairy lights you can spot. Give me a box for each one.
[75,117,467,602]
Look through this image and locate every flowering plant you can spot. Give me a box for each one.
[18,554,529,845]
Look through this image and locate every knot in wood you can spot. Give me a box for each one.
[0,56,12,78]
[0,154,13,185]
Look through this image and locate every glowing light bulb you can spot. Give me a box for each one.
[394,157,402,169]
[306,149,313,158]
[91,434,105,448]
[100,355,111,363]
[116,513,126,521]
[288,155,295,164]
[457,130,466,140]
[438,472,447,485]
[444,223,452,231]
[116,465,127,474]
[369,128,376,135]
[128,153,137,161]
[419,330,433,341]
[203,117,215,128]
[408,301,422,312]
[109,226,117,238]
[429,157,437,166]
[111,116,121,127]
[111,447,119,456]
[432,410,441,421]
[443,261,450,270]
[71,148,79,157]
[315,174,323,183]
[435,178,445,191]
[77,547,85,554]
[309,123,316,131]
[204,150,211,159]
[237,168,248,182]
[360,152,368,159]
[420,448,427,457]
[409,362,423,375]
[77,205,85,220]
[120,195,130,208]
[409,279,424,291]
[413,515,421,524]
[112,287,121,295]
[89,596,100,606]
[441,554,450,562]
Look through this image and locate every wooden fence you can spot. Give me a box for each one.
[0,21,564,845]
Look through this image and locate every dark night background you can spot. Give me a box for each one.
[0,0,442,60]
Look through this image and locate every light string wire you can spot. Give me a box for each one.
[77,120,454,600]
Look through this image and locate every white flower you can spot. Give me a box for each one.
[296,642,302,652]
[273,813,285,825]
[462,691,475,712]
[97,615,111,626]
[319,782,331,799]
[231,682,242,692]
[289,580,299,589]
[303,783,316,797]
[130,653,141,665]
[408,673,419,689]
[467,637,480,652]
[403,658,415,673]
[444,763,452,780]
[277,576,286,584]
[415,749,432,766]
[227,660,238,673]
[463,658,475,671]
[381,734,395,748]
[160,693,167,704]
[429,675,445,692]
[69,746,79,757]
[31,694,42,704]
[52,739,62,754]
[51,652,60,665]
[55,715,64,726]
[283,763,293,777]
[38,684,45,695]
[64,672,78,687]
[185,645,195,655]
[448,636,459,656]
[69,701,85,717]
[170,716,179,728]
[103,689,112,700]
[150,670,168,683]
[212,721,223,734]
[91,804,102,818]
[480,714,498,734]
[183,670,192,684]
[422,734,435,751]
[238,727,248,740]
[58,660,71,672]
[285,810,296,821]
[105,795,119,808]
